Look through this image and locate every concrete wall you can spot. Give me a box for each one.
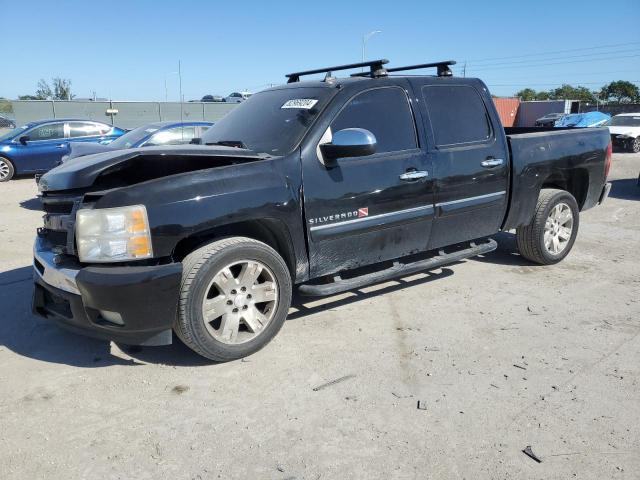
[10,100,237,129]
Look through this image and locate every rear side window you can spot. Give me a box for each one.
[69,122,110,138]
[331,87,417,153]
[422,85,491,146]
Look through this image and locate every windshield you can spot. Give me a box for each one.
[201,87,335,155]
[0,124,30,142]
[605,115,640,127]
[109,125,160,148]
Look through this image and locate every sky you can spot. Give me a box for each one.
[1,0,639,101]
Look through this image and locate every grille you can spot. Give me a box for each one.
[39,193,83,255]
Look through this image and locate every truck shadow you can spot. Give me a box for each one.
[608,178,640,201]
[0,266,146,368]
[470,232,535,267]
[19,197,43,211]
[0,264,456,367]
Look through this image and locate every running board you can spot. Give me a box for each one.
[298,238,497,296]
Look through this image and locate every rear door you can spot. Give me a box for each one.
[301,82,435,277]
[418,82,509,249]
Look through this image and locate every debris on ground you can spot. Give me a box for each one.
[171,385,190,394]
[522,445,542,463]
[312,374,356,392]
[417,401,428,410]
[513,364,527,370]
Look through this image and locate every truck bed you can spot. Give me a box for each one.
[502,126,610,230]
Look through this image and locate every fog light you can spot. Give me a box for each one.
[99,310,124,326]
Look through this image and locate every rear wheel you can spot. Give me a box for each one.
[0,157,14,182]
[631,137,640,153]
[516,189,579,265]
[175,237,292,361]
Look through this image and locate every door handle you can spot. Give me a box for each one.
[481,158,504,168]
[56,144,67,149]
[399,170,428,181]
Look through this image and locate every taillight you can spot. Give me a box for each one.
[604,141,612,179]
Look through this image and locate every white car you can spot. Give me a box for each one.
[606,113,640,153]
[225,91,252,103]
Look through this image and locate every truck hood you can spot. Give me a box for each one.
[39,144,266,192]
[607,126,640,137]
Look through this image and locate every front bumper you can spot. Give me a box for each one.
[32,238,182,346]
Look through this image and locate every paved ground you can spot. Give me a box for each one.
[0,155,639,479]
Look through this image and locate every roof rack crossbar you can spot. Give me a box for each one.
[352,60,457,78]
[286,59,389,83]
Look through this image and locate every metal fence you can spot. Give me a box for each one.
[10,100,238,129]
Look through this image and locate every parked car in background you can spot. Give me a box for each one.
[0,114,16,129]
[201,95,224,102]
[0,119,125,181]
[605,113,640,153]
[554,111,610,128]
[535,112,565,127]
[225,91,252,103]
[62,121,213,161]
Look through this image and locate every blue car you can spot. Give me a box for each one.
[0,119,125,181]
[62,121,213,161]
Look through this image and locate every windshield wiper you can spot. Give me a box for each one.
[206,140,248,149]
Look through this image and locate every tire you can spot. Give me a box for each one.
[516,189,580,265]
[175,236,292,361]
[631,137,640,153]
[0,157,15,182]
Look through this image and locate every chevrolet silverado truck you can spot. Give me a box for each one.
[33,60,612,361]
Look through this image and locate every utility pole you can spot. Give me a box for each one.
[462,61,467,78]
[361,30,382,71]
[178,60,183,123]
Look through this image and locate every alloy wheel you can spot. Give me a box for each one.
[0,159,10,180]
[201,260,278,344]
[543,202,574,255]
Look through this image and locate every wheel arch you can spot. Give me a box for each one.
[540,167,590,209]
[172,218,299,281]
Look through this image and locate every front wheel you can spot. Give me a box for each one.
[0,157,15,182]
[175,237,292,361]
[631,137,640,153]
[516,189,580,265]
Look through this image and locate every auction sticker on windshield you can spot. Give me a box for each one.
[281,99,318,109]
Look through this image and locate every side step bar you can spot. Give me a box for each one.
[298,238,497,297]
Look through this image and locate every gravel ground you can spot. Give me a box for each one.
[0,154,638,479]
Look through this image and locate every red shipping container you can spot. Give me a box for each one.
[493,97,520,127]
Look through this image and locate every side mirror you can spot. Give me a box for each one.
[19,135,30,145]
[320,128,377,161]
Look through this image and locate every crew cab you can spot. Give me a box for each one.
[32,60,612,361]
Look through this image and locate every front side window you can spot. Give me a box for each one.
[69,122,110,138]
[27,123,65,141]
[422,85,491,147]
[330,87,417,154]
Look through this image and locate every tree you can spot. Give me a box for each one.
[548,84,596,103]
[599,80,640,104]
[515,88,537,101]
[35,79,53,99]
[18,95,40,100]
[52,77,74,100]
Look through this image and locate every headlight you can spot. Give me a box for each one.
[76,205,153,263]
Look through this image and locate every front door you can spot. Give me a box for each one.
[418,83,509,249]
[17,122,67,172]
[301,84,435,278]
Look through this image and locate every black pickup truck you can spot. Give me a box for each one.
[33,60,612,361]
